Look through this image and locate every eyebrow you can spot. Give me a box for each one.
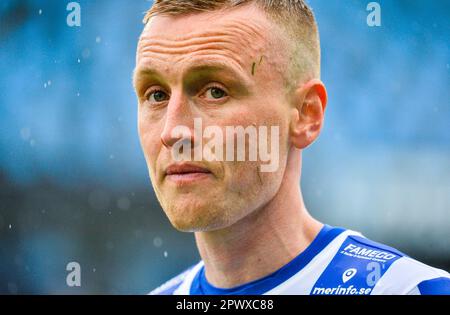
[133,60,252,96]
[133,68,164,94]
[184,61,251,85]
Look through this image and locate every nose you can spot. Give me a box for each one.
[160,91,194,148]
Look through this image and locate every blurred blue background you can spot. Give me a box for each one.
[0,0,449,294]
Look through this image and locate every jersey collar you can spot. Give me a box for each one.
[190,224,346,295]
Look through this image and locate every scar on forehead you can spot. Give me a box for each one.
[251,55,264,76]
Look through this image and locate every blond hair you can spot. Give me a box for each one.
[143,0,320,84]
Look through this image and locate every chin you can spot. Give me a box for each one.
[165,201,237,233]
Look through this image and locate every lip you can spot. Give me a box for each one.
[164,163,213,185]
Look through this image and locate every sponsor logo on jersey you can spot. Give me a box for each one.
[341,243,397,262]
[342,268,357,283]
[310,236,403,295]
[312,285,372,295]
[312,267,371,295]
[312,268,371,295]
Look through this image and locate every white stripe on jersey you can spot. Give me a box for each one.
[265,229,361,294]
[371,256,450,295]
[173,261,204,295]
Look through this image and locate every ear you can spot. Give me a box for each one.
[289,79,328,149]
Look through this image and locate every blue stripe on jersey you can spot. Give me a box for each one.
[310,235,405,295]
[190,224,346,295]
[418,277,450,295]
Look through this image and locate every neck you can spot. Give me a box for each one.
[194,148,323,288]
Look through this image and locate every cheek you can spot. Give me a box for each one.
[222,159,284,217]
[138,116,161,164]
[218,104,289,189]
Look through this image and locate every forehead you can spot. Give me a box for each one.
[136,4,285,71]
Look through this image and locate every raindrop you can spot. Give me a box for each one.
[117,197,130,211]
[153,237,163,248]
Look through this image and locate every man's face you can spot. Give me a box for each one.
[134,4,294,232]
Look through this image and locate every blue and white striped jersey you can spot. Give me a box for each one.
[150,225,450,295]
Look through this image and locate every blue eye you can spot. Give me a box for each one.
[148,90,168,103]
[205,87,227,99]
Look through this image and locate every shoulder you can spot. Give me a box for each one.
[148,261,203,295]
[374,255,450,295]
[312,232,450,295]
